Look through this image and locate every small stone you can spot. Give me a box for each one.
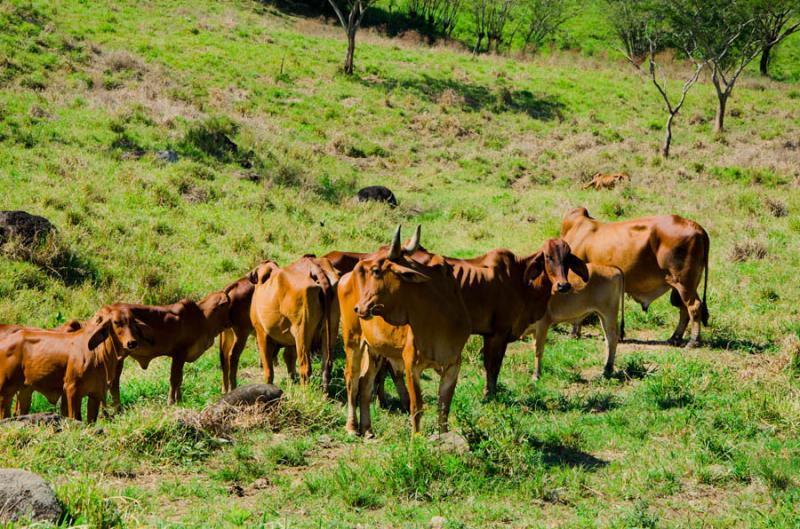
[428,431,470,455]
[317,434,334,447]
[217,384,283,407]
[0,469,62,523]
[429,515,447,529]
[156,150,179,163]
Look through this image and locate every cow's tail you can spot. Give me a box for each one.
[700,229,710,326]
[618,268,625,341]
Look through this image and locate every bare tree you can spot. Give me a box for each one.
[606,0,654,67]
[472,0,517,53]
[327,0,375,75]
[751,0,800,77]
[519,0,570,55]
[647,37,703,158]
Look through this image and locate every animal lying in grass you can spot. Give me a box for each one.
[582,172,629,190]
[526,264,624,380]
[0,317,124,422]
[98,291,232,405]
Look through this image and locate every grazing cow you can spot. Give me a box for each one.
[526,264,625,380]
[0,318,124,422]
[561,207,710,346]
[218,275,256,394]
[340,225,471,435]
[582,172,629,190]
[356,186,397,207]
[99,291,232,405]
[327,238,590,397]
[249,256,339,390]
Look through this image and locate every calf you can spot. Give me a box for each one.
[356,186,397,207]
[218,275,256,394]
[561,207,709,346]
[526,264,624,380]
[99,291,232,405]
[0,318,123,422]
[582,172,629,190]
[249,256,339,390]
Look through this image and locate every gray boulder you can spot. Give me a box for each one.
[217,384,283,407]
[0,211,54,246]
[156,150,179,163]
[0,469,61,523]
[428,431,470,455]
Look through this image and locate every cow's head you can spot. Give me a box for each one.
[525,239,589,295]
[247,260,281,285]
[89,305,155,352]
[352,225,428,324]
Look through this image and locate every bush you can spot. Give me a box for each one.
[180,116,252,165]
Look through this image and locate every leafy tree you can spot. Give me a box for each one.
[327,0,375,74]
[518,0,570,55]
[408,0,464,36]
[750,0,800,77]
[472,0,517,53]
[606,0,655,67]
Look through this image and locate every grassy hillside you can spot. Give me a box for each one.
[1,0,800,527]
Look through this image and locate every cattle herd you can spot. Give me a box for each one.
[0,207,710,436]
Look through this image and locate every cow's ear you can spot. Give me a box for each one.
[388,262,431,283]
[524,251,545,285]
[248,263,275,285]
[566,254,589,282]
[88,319,111,350]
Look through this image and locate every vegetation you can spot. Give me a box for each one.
[0,0,799,527]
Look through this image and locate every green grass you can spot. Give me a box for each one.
[1,0,799,527]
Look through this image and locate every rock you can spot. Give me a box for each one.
[0,413,68,429]
[429,515,447,529]
[156,150,179,163]
[317,434,334,447]
[356,186,397,207]
[428,431,470,455]
[0,211,54,246]
[0,469,62,523]
[217,384,283,407]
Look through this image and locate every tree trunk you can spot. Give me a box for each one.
[714,91,728,134]
[473,33,483,54]
[344,29,356,75]
[662,112,675,158]
[760,43,773,77]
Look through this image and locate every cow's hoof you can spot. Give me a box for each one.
[666,336,683,347]
[362,430,375,440]
[602,368,614,378]
[685,339,701,349]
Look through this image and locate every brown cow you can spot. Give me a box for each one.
[327,238,589,397]
[582,172,629,190]
[100,291,232,405]
[561,207,709,346]
[0,318,123,422]
[249,256,339,390]
[218,275,256,394]
[526,264,624,380]
[340,225,471,435]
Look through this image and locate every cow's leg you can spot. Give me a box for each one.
[283,346,298,383]
[59,395,68,417]
[671,284,703,348]
[532,318,550,382]
[64,383,81,420]
[482,334,509,398]
[667,288,689,346]
[87,396,101,423]
[358,355,381,437]
[291,324,313,385]
[110,359,124,410]
[571,319,583,339]
[219,328,233,393]
[388,362,411,413]
[255,327,275,384]
[0,392,13,419]
[343,342,363,435]
[15,387,33,415]
[404,359,424,435]
[322,305,339,394]
[598,310,618,377]
[227,330,248,392]
[168,355,186,404]
[436,363,460,434]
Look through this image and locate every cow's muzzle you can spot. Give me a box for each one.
[354,303,384,320]
[126,339,138,350]
[556,282,572,293]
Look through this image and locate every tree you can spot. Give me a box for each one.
[751,0,800,77]
[606,0,655,67]
[408,0,464,36]
[472,0,517,53]
[647,36,703,157]
[518,0,570,55]
[327,0,375,74]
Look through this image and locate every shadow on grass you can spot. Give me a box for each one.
[531,439,608,470]
[358,73,566,121]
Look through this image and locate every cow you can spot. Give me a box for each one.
[339,225,471,435]
[98,290,232,405]
[218,275,256,394]
[582,172,629,190]
[326,238,590,398]
[0,317,124,422]
[526,264,625,380]
[356,186,397,207]
[561,207,710,346]
[249,256,339,391]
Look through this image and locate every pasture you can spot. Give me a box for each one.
[1,0,800,527]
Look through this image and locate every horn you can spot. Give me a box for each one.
[388,225,402,259]
[404,225,421,254]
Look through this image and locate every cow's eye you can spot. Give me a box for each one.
[113,321,121,326]
[371,268,380,277]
